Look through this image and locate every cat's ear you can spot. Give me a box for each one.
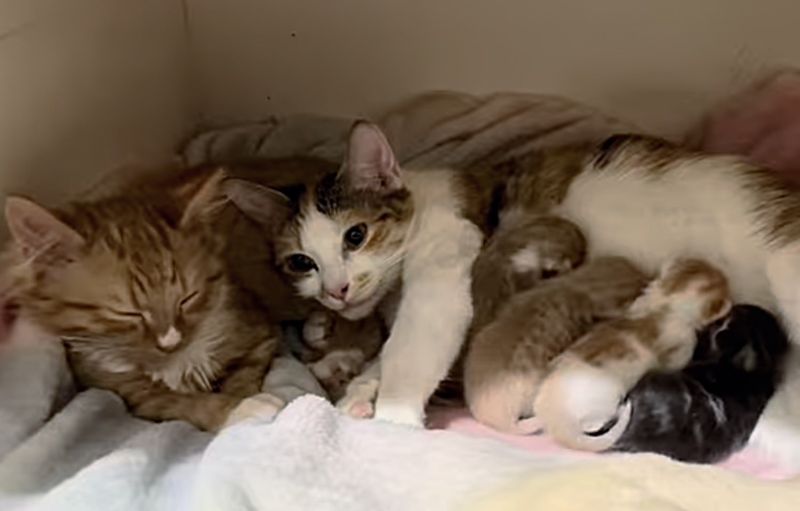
[222,178,292,229]
[341,121,403,194]
[179,169,230,227]
[4,196,85,259]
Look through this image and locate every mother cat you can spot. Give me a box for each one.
[235,124,800,440]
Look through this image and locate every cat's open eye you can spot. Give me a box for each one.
[179,291,200,309]
[286,253,318,273]
[343,223,367,250]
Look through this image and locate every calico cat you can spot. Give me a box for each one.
[1,169,291,431]
[534,258,731,451]
[609,304,789,463]
[227,122,489,426]
[464,256,648,434]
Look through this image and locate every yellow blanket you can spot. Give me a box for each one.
[470,454,800,511]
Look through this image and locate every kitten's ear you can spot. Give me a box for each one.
[341,121,403,194]
[223,178,292,229]
[5,196,85,259]
[179,169,229,227]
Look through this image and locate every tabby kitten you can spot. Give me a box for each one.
[611,304,789,463]
[2,170,288,431]
[464,256,648,434]
[534,258,731,451]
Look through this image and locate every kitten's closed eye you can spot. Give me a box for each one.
[344,223,367,250]
[286,253,318,273]
[107,307,145,320]
[179,291,200,310]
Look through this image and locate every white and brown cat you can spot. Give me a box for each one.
[228,122,495,426]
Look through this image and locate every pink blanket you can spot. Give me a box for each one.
[429,407,796,480]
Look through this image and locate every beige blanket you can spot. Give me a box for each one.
[470,455,800,511]
[182,91,637,168]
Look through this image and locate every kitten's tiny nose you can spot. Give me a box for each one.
[326,284,349,301]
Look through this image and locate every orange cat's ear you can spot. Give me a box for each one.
[222,178,292,230]
[341,121,403,194]
[4,196,85,259]
[179,168,230,227]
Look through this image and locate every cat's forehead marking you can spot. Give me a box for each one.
[299,207,344,269]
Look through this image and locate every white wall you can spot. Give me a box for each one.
[0,0,191,213]
[186,0,800,138]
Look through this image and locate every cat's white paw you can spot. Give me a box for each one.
[302,310,331,350]
[223,392,285,429]
[310,349,365,395]
[373,402,424,428]
[336,376,379,419]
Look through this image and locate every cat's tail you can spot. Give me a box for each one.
[534,361,631,452]
[464,370,546,435]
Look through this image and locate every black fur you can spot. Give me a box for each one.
[610,304,789,463]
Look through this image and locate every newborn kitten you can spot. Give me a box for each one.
[534,258,731,451]
[611,304,789,463]
[1,169,290,431]
[464,256,648,434]
[470,214,587,332]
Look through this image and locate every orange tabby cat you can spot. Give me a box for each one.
[1,169,292,431]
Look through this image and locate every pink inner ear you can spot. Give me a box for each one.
[345,122,402,193]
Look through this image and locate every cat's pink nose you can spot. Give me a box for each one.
[326,284,349,301]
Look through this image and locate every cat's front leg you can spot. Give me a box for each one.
[374,225,483,426]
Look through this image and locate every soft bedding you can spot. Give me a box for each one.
[3,83,800,511]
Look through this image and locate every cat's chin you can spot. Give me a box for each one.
[337,296,382,321]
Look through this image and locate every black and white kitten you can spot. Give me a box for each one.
[608,304,789,463]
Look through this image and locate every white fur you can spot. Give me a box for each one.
[337,359,381,419]
[553,156,774,308]
[157,326,182,350]
[150,311,228,392]
[372,170,483,426]
[327,169,483,426]
[296,207,403,320]
[510,246,541,273]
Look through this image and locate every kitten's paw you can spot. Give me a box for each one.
[373,402,424,428]
[336,377,379,419]
[302,310,332,350]
[223,393,285,429]
[310,349,365,398]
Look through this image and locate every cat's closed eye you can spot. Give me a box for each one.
[286,253,318,273]
[344,223,367,250]
[179,291,201,310]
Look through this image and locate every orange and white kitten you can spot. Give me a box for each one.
[534,258,731,451]
[465,256,648,434]
[1,170,290,431]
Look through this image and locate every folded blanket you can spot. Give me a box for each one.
[182,91,637,169]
